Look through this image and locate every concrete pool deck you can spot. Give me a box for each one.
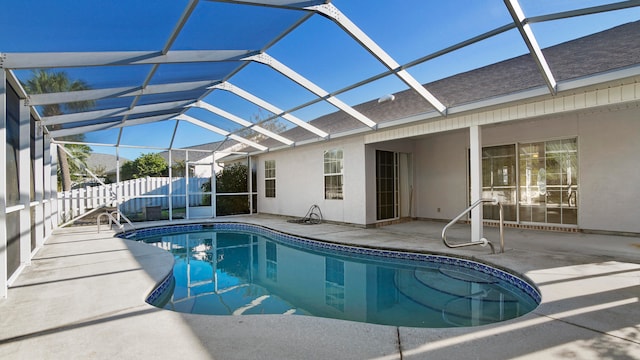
[0,214,638,359]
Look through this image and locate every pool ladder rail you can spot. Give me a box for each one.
[441,198,505,254]
[97,210,136,234]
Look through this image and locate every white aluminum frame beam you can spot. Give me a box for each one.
[189,101,294,146]
[162,0,199,56]
[42,100,194,126]
[205,0,327,9]
[48,113,179,138]
[527,0,640,24]
[504,0,557,94]
[43,134,53,236]
[1,50,257,69]
[25,80,217,106]
[18,100,31,269]
[306,3,447,115]
[125,0,201,121]
[244,53,378,129]
[210,82,329,138]
[33,120,45,248]
[175,114,268,151]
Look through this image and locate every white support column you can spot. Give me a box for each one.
[248,155,253,215]
[0,70,8,298]
[19,99,31,266]
[212,153,217,219]
[43,135,52,237]
[210,161,216,218]
[115,146,121,216]
[470,125,483,242]
[185,151,190,219]
[168,150,173,221]
[50,142,59,227]
[34,124,45,248]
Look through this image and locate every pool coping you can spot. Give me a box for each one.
[120,222,541,309]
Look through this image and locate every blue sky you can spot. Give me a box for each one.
[1,0,638,160]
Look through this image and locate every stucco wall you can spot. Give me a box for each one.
[413,130,470,221]
[482,106,640,233]
[411,105,640,233]
[256,137,367,225]
[577,106,640,233]
[254,104,639,233]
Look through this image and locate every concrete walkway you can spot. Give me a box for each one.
[1,215,638,359]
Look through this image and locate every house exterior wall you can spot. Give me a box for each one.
[256,137,367,225]
[410,105,640,233]
[254,77,639,234]
[413,130,469,221]
[480,107,640,233]
[256,103,639,234]
[577,106,640,233]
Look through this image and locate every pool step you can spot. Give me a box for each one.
[414,268,516,302]
[394,269,524,326]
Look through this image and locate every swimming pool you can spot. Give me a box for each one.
[123,223,540,328]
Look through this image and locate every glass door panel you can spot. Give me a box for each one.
[482,145,516,221]
[376,150,398,221]
[519,139,577,225]
[519,142,546,223]
[187,162,214,219]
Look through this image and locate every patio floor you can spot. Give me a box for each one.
[1,214,638,359]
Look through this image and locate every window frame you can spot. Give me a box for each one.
[264,160,276,198]
[323,149,344,200]
[475,137,578,226]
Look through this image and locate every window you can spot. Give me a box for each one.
[324,149,343,200]
[264,160,276,198]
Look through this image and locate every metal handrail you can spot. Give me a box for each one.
[97,210,136,234]
[441,198,505,254]
[112,211,135,231]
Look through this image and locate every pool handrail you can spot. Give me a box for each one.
[441,198,505,254]
[97,210,136,234]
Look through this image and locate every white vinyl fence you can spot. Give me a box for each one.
[57,177,210,223]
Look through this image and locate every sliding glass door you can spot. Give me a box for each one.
[479,138,578,226]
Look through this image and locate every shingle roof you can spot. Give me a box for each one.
[86,153,129,175]
[158,141,225,164]
[256,20,640,148]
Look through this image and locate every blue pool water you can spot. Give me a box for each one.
[125,223,540,328]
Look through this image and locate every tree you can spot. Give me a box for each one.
[65,142,93,183]
[202,163,250,215]
[236,108,288,142]
[120,153,168,180]
[170,159,194,178]
[24,70,95,191]
[90,164,109,183]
